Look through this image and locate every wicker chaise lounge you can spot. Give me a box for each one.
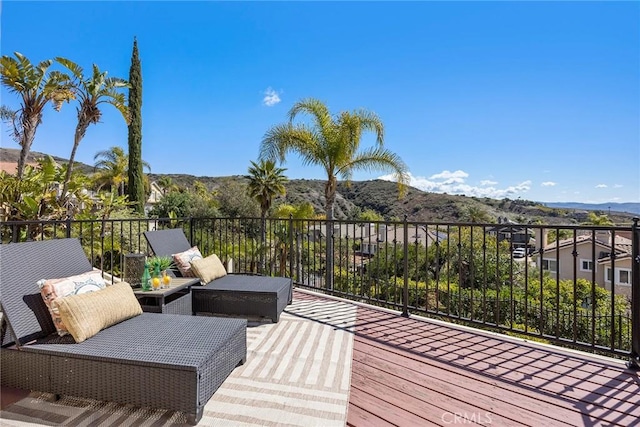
[144,228,293,322]
[0,238,247,425]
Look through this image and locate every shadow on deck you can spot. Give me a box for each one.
[300,290,640,426]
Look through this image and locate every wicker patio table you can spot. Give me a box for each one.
[133,277,200,314]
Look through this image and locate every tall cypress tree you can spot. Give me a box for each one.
[127,37,145,214]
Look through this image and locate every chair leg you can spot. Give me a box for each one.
[187,406,204,425]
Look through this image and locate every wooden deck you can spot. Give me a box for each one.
[2,290,639,426]
[345,298,640,427]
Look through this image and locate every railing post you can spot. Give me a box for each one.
[402,215,409,318]
[259,216,266,275]
[65,217,72,238]
[326,210,334,290]
[289,214,294,280]
[627,217,640,370]
[189,217,194,246]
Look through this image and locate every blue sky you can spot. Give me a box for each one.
[1,1,638,204]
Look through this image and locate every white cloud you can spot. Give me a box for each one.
[379,170,531,199]
[428,170,468,184]
[541,181,556,187]
[614,184,623,188]
[595,184,608,188]
[262,87,281,107]
[480,180,498,186]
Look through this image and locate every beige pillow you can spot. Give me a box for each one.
[38,271,107,336]
[54,282,143,343]
[190,254,227,284]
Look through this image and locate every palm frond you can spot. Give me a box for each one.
[341,146,410,196]
[259,123,294,162]
[0,105,22,143]
[260,122,325,170]
[288,97,332,133]
[0,56,22,92]
[352,108,384,145]
[0,105,17,120]
[104,77,129,88]
[55,57,83,80]
[106,99,129,123]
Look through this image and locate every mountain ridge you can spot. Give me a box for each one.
[1,148,636,224]
[543,202,640,216]
[148,173,636,225]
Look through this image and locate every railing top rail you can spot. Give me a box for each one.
[1,216,636,230]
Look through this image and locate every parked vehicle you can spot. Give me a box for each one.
[512,247,527,258]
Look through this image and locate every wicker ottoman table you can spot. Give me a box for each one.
[133,277,200,314]
[192,275,293,322]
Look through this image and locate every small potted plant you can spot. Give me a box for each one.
[148,256,175,288]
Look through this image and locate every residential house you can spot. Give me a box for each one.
[535,230,633,298]
[598,251,633,300]
[487,218,535,250]
[306,223,447,255]
[144,181,164,213]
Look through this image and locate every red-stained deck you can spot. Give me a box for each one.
[344,298,640,427]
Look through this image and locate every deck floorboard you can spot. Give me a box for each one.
[346,302,640,427]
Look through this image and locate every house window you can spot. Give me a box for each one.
[542,258,558,271]
[619,269,631,285]
[580,259,594,272]
[605,267,632,286]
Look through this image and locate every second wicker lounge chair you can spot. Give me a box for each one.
[144,228,293,322]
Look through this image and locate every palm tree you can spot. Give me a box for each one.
[1,52,74,179]
[93,147,128,195]
[55,58,129,202]
[260,97,409,288]
[273,202,316,279]
[247,159,288,273]
[93,146,150,196]
[464,205,491,223]
[261,98,409,218]
[247,160,288,220]
[157,176,175,195]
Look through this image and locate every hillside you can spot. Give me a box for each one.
[1,148,634,225]
[545,202,640,216]
[148,173,637,225]
[0,147,95,175]
[289,180,636,225]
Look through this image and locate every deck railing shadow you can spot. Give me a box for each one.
[289,290,640,426]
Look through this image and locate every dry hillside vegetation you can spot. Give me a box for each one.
[1,148,633,224]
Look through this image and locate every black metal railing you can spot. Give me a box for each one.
[1,216,638,366]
